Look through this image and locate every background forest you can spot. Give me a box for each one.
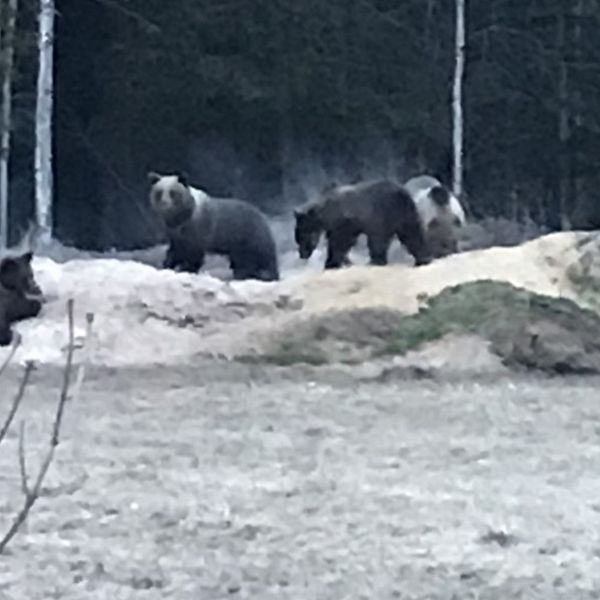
[2,0,600,250]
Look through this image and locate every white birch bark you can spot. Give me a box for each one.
[451,0,466,199]
[0,0,18,249]
[557,9,571,230]
[34,0,55,242]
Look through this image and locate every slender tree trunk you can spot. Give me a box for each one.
[451,0,466,198]
[571,0,584,224]
[0,0,18,250]
[557,8,571,230]
[34,0,55,242]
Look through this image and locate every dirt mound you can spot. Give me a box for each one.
[1,230,599,370]
[249,280,600,375]
[280,230,589,316]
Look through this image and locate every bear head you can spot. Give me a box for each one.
[0,251,42,298]
[410,181,465,259]
[147,171,196,227]
[425,219,459,259]
[294,204,322,260]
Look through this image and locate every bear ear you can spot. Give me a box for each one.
[147,171,162,185]
[429,185,450,207]
[21,250,33,263]
[176,171,189,187]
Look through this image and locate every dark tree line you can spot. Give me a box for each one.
[2,0,600,250]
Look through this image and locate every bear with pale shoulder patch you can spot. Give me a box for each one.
[0,251,44,346]
[294,179,432,269]
[148,172,279,281]
[404,174,466,259]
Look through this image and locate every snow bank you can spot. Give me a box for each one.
[1,230,595,368]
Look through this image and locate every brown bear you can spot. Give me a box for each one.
[0,251,44,346]
[148,172,280,282]
[294,179,432,269]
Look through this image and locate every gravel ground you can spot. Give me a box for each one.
[1,363,600,599]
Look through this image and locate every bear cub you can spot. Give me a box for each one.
[0,251,44,346]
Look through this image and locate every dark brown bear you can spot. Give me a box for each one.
[0,251,44,346]
[294,180,432,269]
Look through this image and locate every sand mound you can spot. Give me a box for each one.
[1,231,597,368]
[281,231,586,316]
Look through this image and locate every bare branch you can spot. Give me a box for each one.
[0,299,81,554]
[0,361,34,446]
[52,298,75,445]
[89,0,160,34]
[18,421,29,496]
[71,312,94,404]
[0,332,21,379]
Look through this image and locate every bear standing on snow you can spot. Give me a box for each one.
[403,175,466,259]
[148,172,280,281]
[0,251,44,346]
[294,179,432,269]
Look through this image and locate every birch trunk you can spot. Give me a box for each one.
[34,0,55,242]
[557,8,571,230]
[451,0,466,199]
[0,0,18,249]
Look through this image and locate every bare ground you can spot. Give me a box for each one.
[2,362,600,599]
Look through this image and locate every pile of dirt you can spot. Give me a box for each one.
[250,280,600,375]
[2,230,600,373]
[279,230,591,316]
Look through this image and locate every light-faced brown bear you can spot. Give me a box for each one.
[0,251,44,346]
[403,175,466,259]
[148,172,279,282]
[294,179,432,269]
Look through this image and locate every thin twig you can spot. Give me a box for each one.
[52,299,75,445]
[0,332,21,379]
[0,361,34,446]
[18,420,29,496]
[71,313,94,404]
[89,0,160,33]
[0,299,79,554]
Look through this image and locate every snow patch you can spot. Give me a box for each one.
[0,230,595,369]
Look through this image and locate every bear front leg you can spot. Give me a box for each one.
[163,244,180,270]
[0,326,12,347]
[398,228,432,266]
[178,254,205,274]
[164,241,204,273]
[324,228,355,270]
[367,233,391,266]
[0,307,12,347]
[8,296,42,322]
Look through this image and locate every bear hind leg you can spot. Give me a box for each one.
[231,257,278,282]
[230,253,260,281]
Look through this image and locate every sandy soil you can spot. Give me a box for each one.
[1,363,600,599]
